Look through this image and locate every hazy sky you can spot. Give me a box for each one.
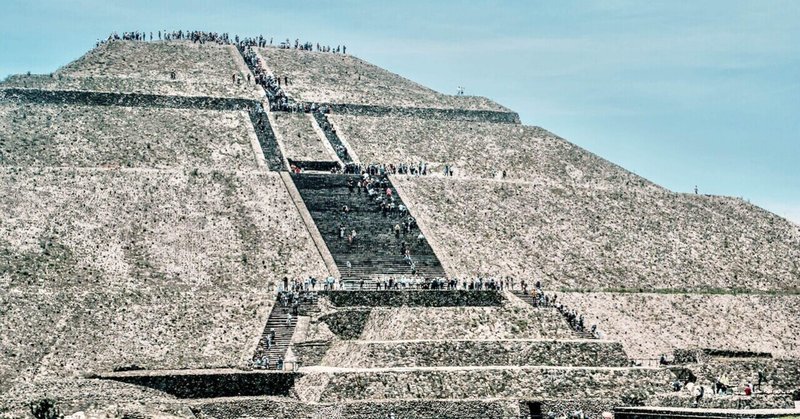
[2,0,798,223]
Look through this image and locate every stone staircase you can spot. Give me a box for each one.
[511,290,596,339]
[291,173,445,284]
[512,290,547,308]
[312,112,353,163]
[253,292,319,368]
[249,107,287,171]
[235,45,286,171]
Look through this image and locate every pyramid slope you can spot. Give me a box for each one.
[1,35,799,418]
[333,114,657,189]
[396,177,800,291]
[0,103,259,169]
[559,292,800,359]
[259,47,511,112]
[0,168,328,392]
[271,111,336,162]
[3,41,261,99]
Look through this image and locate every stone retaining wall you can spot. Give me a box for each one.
[321,340,630,368]
[318,367,672,402]
[359,305,576,340]
[317,309,371,339]
[1,87,257,111]
[0,103,258,170]
[102,371,298,399]
[329,103,520,124]
[291,341,331,366]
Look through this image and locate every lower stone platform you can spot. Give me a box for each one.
[192,397,520,419]
[294,365,672,403]
[649,392,796,410]
[615,406,800,419]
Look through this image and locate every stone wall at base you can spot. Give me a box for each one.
[321,340,630,368]
[0,378,182,418]
[529,399,618,419]
[649,393,796,409]
[615,406,800,419]
[193,398,520,419]
[687,359,800,392]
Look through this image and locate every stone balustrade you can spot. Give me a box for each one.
[688,359,800,392]
[649,392,796,410]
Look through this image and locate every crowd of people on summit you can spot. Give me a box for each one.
[102,30,346,52]
[99,30,345,114]
[100,30,235,46]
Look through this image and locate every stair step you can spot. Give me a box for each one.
[292,173,446,279]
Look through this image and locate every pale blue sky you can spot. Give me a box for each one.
[2,0,798,223]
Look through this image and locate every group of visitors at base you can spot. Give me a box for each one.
[252,324,285,370]
[672,375,761,407]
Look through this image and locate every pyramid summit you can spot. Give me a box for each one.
[1,31,799,419]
